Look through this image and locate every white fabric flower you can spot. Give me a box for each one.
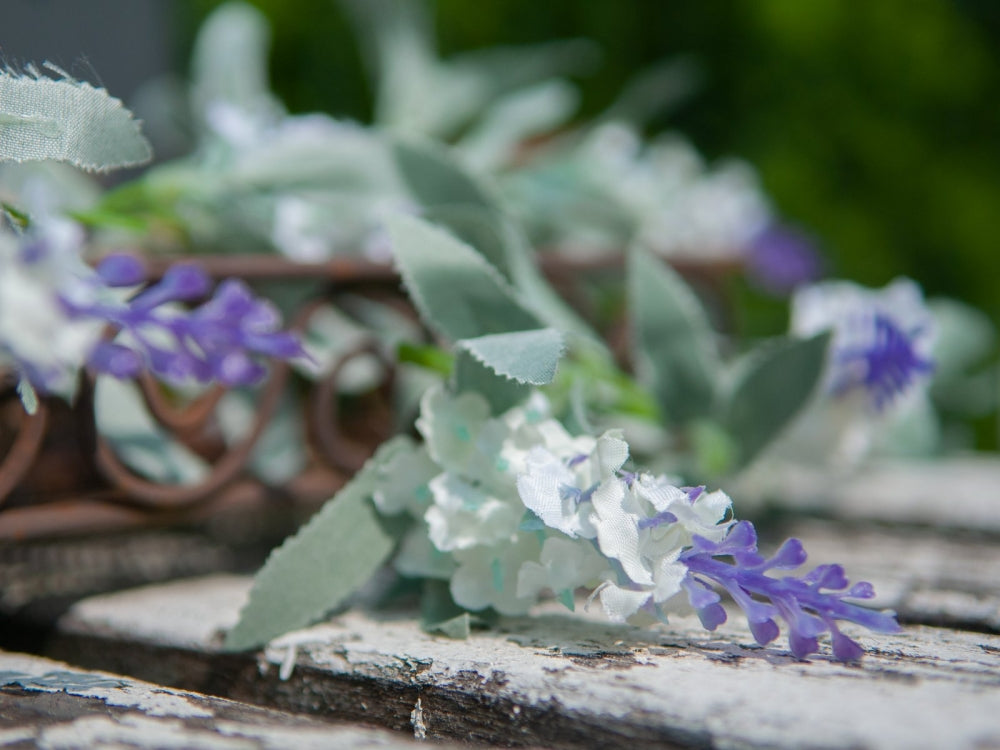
[425,473,522,553]
[591,475,732,622]
[516,429,628,539]
[0,220,103,397]
[450,533,542,615]
[516,536,610,608]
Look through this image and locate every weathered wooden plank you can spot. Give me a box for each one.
[742,456,1000,532]
[0,650,438,749]
[47,575,1000,750]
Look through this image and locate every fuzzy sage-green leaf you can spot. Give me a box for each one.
[0,65,152,172]
[452,328,566,414]
[387,214,542,341]
[723,332,831,468]
[225,438,410,651]
[628,246,719,425]
[392,140,606,352]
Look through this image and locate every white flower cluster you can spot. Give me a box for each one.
[373,386,733,623]
[0,217,104,399]
[578,123,772,260]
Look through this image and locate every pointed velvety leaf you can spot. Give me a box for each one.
[452,349,530,415]
[393,141,607,353]
[0,67,152,172]
[387,214,542,341]
[393,138,497,210]
[459,79,578,171]
[723,332,830,468]
[224,438,411,651]
[190,1,277,120]
[94,378,209,485]
[628,246,719,425]
[456,328,565,386]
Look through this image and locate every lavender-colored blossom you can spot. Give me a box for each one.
[792,278,935,411]
[679,520,900,661]
[745,223,824,296]
[67,260,305,387]
[831,313,934,410]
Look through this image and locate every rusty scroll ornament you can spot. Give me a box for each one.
[0,256,406,540]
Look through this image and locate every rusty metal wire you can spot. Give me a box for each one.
[0,256,404,541]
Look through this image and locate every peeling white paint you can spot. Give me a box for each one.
[410,697,427,741]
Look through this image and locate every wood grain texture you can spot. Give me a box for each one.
[0,650,442,749]
[49,574,1000,750]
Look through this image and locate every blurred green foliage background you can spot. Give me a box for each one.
[176,0,1000,325]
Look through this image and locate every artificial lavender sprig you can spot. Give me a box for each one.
[70,254,305,386]
[679,520,901,661]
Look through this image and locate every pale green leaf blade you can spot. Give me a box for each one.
[459,79,578,171]
[191,1,278,120]
[0,67,152,172]
[387,214,542,341]
[225,438,410,651]
[393,140,607,352]
[456,328,565,386]
[452,350,529,415]
[723,332,831,468]
[393,138,497,211]
[628,246,719,425]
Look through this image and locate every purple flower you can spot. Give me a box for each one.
[680,520,900,661]
[791,278,935,411]
[64,258,305,387]
[746,224,824,297]
[832,313,934,411]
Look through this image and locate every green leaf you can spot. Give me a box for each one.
[451,328,565,414]
[723,332,831,468]
[456,328,565,386]
[452,349,530,415]
[628,246,719,425]
[225,438,410,651]
[0,65,151,172]
[391,141,607,353]
[190,1,280,124]
[393,138,497,210]
[387,214,542,341]
[94,378,209,485]
[16,376,38,415]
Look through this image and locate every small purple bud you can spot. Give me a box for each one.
[765,538,807,570]
[697,602,728,631]
[749,618,780,646]
[88,341,143,378]
[804,564,849,591]
[789,631,820,660]
[830,628,865,663]
[95,254,147,287]
[845,582,875,600]
[133,264,211,310]
[214,351,266,386]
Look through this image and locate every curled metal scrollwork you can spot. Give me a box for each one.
[0,257,404,540]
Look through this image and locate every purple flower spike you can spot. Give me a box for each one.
[95,254,147,287]
[131,264,212,311]
[680,521,900,662]
[59,259,304,387]
[88,341,144,378]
